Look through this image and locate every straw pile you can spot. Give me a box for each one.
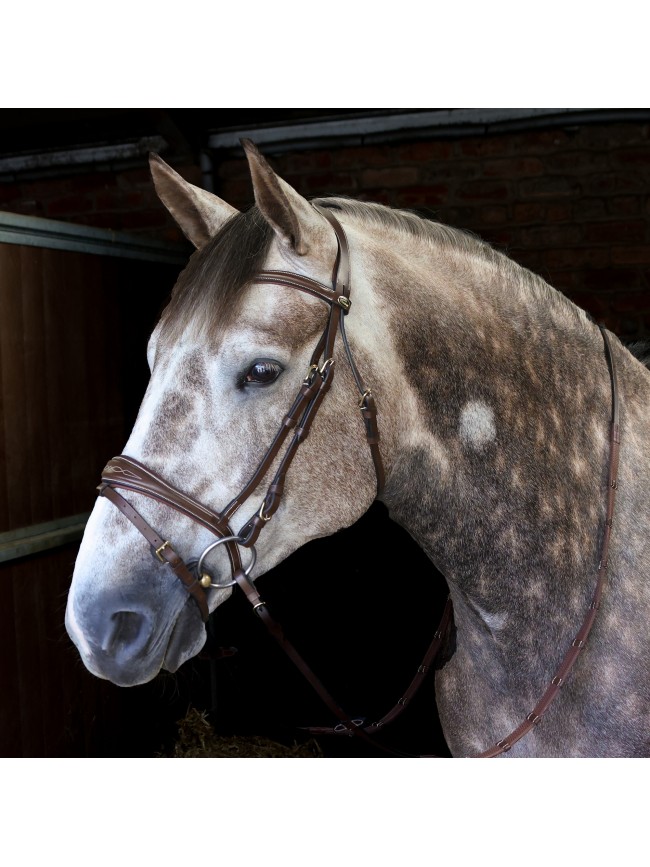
[165,707,323,758]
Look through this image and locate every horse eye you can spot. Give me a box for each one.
[243,359,283,386]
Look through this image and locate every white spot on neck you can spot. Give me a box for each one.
[459,400,496,448]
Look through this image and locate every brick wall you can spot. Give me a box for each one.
[2,120,648,339]
[0,162,201,245]
[217,122,650,340]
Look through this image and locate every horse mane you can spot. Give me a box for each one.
[159,193,589,345]
[312,196,589,328]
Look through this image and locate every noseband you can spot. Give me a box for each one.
[98,207,384,623]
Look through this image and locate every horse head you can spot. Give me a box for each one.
[65,142,390,686]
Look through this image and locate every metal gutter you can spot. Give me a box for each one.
[0,513,90,563]
[208,108,650,154]
[0,135,167,175]
[0,210,189,264]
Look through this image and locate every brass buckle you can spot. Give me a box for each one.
[337,295,351,311]
[155,540,171,562]
[303,363,319,385]
[258,501,272,522]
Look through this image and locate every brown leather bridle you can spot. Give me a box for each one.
[96,206,620,757]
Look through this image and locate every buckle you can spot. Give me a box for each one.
[155,540,171,562]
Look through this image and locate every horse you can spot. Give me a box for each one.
[65,140,650,757]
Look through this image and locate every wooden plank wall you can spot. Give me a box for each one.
[0,241,195,756]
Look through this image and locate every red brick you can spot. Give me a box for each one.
[574,198,607,220]
[284,150,333,174]
[457,180,510,201]
[457,136,511,157]
[46,194,93,217]
[299,172,356,194]
[397,184,450,206]
[578,124,647,149]
[482,157,544,178]
[21,177,73,199]
[513,202,546,223]
[398,141,453,162]
[95,190,145,212]
[608,196,641,216]
[520,224,583,248]
[479,205,508,225]
[512,129,573,152]
[547,203,572,222]
[580,267,638,291]
[518,176,579,198]
[80,213,119,229]
[361,167,420,188]
[3,200,46,217]
[63,172,118,194]
[116,210,170,230]
[612,246,650,265]
[612,148,650,166]
[546,247,610,268]
[584,220,646,244]
[332,146,394,169]
[116,167,155,188]
[584,174,640,195]
[544,151,610,174]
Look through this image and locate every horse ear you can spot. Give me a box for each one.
[149,153,239,249]
[241,139,325,257]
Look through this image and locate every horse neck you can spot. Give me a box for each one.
[371,231,615,651]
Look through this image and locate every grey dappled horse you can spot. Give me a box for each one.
[66,141,650,757]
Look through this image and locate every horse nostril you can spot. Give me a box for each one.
[102,610,151,656]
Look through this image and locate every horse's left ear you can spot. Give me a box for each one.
[242,139,328,257]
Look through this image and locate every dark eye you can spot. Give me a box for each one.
[243,359,283,386]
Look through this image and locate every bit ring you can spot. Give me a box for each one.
[197,535,257,589]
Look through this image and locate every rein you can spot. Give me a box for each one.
[97,208,621,758]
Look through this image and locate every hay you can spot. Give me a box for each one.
[165,707,323,758]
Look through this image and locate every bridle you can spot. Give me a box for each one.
[96,206,621,757]
[99,206,383,620]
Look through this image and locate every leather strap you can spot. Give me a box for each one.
[99,483,210,622]
[302,596,453,736]
[476,325,620,757]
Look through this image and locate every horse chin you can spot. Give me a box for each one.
[162,603,207,673]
